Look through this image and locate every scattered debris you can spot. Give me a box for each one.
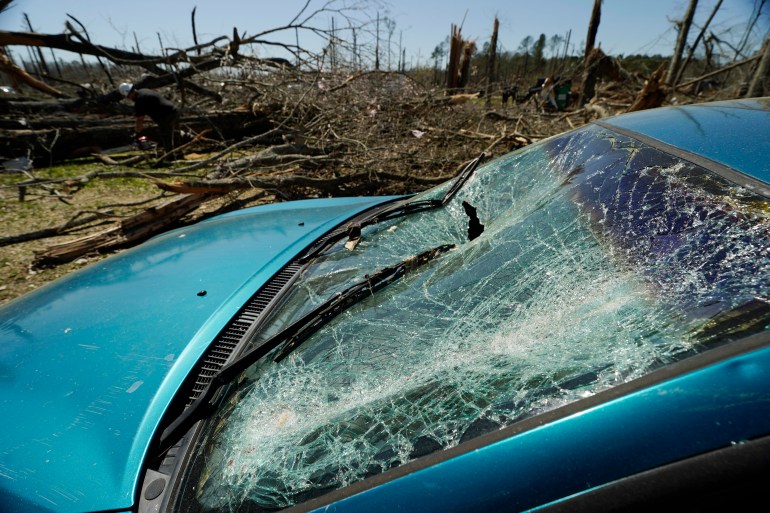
[0,0,765,305]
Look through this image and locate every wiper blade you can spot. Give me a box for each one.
[273,243,455,361]
[158,243,455,450]
[298,153,484,264]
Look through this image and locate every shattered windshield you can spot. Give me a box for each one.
[175,124,770,512]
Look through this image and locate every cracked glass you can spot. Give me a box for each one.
[175,124,770,512]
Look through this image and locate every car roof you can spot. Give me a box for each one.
[599,97,770,188]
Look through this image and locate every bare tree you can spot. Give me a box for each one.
[0,0,376,98]
[674,0,722,85]
[732,0,767,62]
[666,0,698,86]
[375,12,380,70]
[748,35,770,96]
[583,0,602,63]
[485,17,499,107]
[580,0,603,105]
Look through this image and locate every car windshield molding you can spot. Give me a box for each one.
[158,243,455,451]
[592,119,770,199]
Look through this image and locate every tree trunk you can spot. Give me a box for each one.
[666,0,698,87]
[747,35,770,97]
[458,41,476,90]
[580,48,605,106]
[583,0,602,63]
[0,109,273,164]
[485,17,499,108]
[446,24,463,91]
[580,0,602,105]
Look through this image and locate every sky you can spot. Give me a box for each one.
[0,0,768,66]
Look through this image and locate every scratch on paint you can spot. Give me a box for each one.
[126,380,144,394]
[37,493,58,506]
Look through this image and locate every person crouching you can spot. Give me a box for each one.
[119,82,180,159]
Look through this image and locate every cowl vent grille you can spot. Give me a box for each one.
[187,262,303,404]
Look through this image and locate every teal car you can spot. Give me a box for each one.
[2,98,770,513]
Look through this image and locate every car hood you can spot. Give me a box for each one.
[0,196,396,513]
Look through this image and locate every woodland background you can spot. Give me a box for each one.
[1,0,769,304]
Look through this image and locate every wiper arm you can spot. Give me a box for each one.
[371,152,485,221]
[273,243,455,361]
[440,152,484,205]
[298,153,484,264]
[158,243,455,451]
[159,155,483,449]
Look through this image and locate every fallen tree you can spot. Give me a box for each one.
[0,107,274,164]
[31,193,214,267]
[0,0,760,300]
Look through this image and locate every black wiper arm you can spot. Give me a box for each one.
[371,152,485,222]
[298,153,484,264]
[440,152,484,205]
[158,243,455,450]
[274,243,455,361]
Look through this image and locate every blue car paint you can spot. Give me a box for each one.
[602,97,770,183]
[0,196,398,513]
[308,343,770,513]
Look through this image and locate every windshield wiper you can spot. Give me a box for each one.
[298,153,484,264]
[158,243,455,451]
[440,151,485,205]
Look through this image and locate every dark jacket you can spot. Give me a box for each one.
[133,88,177,123]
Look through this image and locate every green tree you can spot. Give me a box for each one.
[431,37,449,70]
[517,35,534,56]
[548,34,564,58]
[430,36,449,85]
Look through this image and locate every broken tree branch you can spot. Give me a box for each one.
[32,193,213,268]
[677,53,762,89]
[0,46,67,98]
[0,211,113,247]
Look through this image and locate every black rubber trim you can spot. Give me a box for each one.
[592,119,770,199]
[536,433,770,513]
[283,329,770,513]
